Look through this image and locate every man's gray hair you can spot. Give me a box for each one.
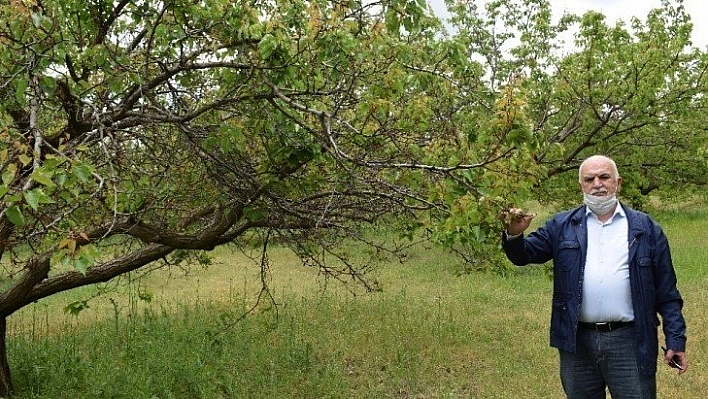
[578,155,620,182]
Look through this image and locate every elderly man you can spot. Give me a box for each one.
[501,155,687,398]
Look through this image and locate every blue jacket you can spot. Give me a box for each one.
[502,204,686,376]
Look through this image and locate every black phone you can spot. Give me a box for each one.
[661,346,684,370]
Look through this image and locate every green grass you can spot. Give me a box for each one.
[6,208,707,398]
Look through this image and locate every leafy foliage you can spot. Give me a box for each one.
[0,0,537,392]
[445,0,708,208]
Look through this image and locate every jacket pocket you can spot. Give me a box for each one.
[636,256,656,308]
[559,240,579,249]
[550,292,574,343]
[556,240,580,271]
[637,256,652,267]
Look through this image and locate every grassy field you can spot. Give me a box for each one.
[6,207,707,398]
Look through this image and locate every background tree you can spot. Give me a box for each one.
[444,0,708,209]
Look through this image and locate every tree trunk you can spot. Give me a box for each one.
[0,317,12,397]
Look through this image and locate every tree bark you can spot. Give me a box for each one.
[0,317,12,397]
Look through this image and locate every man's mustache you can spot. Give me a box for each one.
[589,189,615,196]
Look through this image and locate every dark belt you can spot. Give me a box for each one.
[578,321,635,332]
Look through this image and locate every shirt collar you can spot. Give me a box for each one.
[586,201,625,222]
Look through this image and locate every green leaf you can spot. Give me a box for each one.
[64,300,90,316]
[24,188,55,211]
[138,291,154,303]
[73,256,91,275]
[6,193,22,203]
[385,9,401,33]
[74,244,99,275]
[30,168,56,187]
[31,12,43,27]
[18,154,31,166]
[14,78,28,103]
[2,164,17,185]
[258,33,277,60]
[24,190,40,210]
[5,205,25,226]
[55,172,67,187]
[72,163,93,182]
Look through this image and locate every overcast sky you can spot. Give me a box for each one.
[428,0,708,50]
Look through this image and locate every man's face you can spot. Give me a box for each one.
[579,158,622,196]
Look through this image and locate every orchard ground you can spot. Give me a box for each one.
[7,203,706,398]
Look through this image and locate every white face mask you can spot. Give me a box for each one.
[583,192,618,215]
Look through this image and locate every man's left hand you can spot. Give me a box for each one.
[664,349,688,374]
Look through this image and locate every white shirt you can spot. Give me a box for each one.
[579,205,635,323]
